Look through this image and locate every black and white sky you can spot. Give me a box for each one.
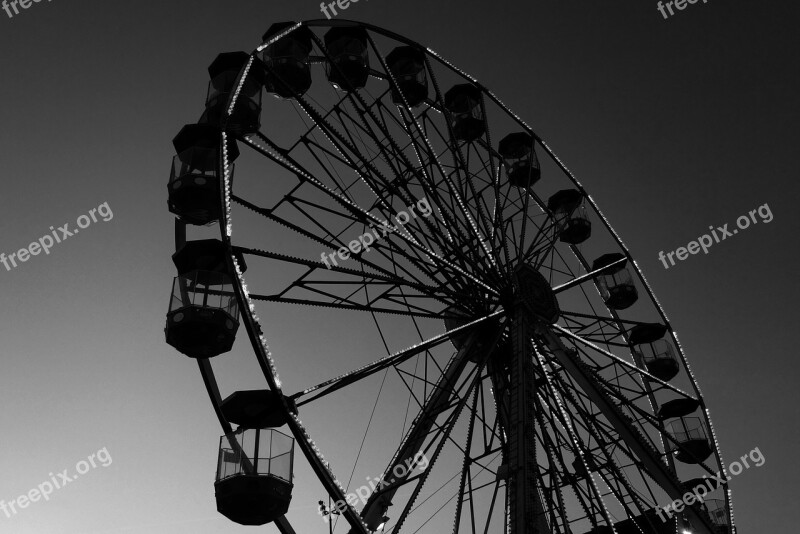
[0,0,797,532]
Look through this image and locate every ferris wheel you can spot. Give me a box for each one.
[164,19,735,534]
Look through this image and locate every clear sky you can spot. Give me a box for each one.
[0,0,796,532]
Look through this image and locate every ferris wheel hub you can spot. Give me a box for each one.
[512,264,560,324]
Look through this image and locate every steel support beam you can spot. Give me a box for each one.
[508,306,550,534]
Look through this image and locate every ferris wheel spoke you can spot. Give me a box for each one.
[467,378,507,451]
[300,281,436,315]
[233,244,439,294]
[336,93,428,197]
[370,105,500,280]
[419,65,503,269]
[511,177,537,272]
[544,388,648,525]
[240,131,392,222]
[535,387,627,533]
[281,93,430,233]
[531,411,575,532]
[530,348,619,531]
[463,140,506,234]
[346,75,498,276]
[558,311,660,347]
[550,255,627,295]
[545,371,715,534]
[230,202,444,291]
[247,292,441,318]
[382,94,490,253]
[381,357,487,534]
[543,371,665,511]
[464,141,540,268]
[400,125,503,281]
[290,310,504,407]
[387,370,510,508]
[333,106,432,220]
[552,351,723,477]
[534,327,720,534]
[243,130,416,240]
[366,233,494,299]
[520,410,568,533]
[559,348,715,498]
[414,113,465,220]
[229,147,482,295]
[313,105,452,253]
[532,377,596,520]
[521,216,562,267]
[552,324,696,400]
[451,387,479,534]
[395,368,507,464]
[498,199,547,274]
[356,324,504,532]
[431,130,498,259]
[541,342,675,459]
[534,378,604,530]
[525,212,586,279]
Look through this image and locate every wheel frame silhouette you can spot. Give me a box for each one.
[168,19,735,534]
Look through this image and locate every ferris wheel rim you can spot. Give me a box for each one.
[186,18,738,534]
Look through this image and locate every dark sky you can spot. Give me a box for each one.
[0,0,796,532]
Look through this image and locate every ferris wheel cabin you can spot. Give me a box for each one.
[165,239,244,359]
[655,394,714,463]
[499,132,541,189]
[629,323,680,381]
[221,389,298,429]
[215,390,297,525]
[591,253,638,310]
[215,427,295,525]
[199,51,265,135]
[700,499,731,534]
[171,238,246,276]
[444,83,486,142]
[168,123,238,226]
[165,271,239,358]
[667,416,714,464]
[547,189,592,244]
[261,23,313,99]
[386,46,429,107]
[657,397,700,419]
[324,26,370,91]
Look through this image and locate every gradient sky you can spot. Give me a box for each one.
[0,0,797,532]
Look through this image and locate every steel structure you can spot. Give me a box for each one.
[165,19,735,534]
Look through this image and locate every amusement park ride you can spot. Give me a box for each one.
[163,20,735,534]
